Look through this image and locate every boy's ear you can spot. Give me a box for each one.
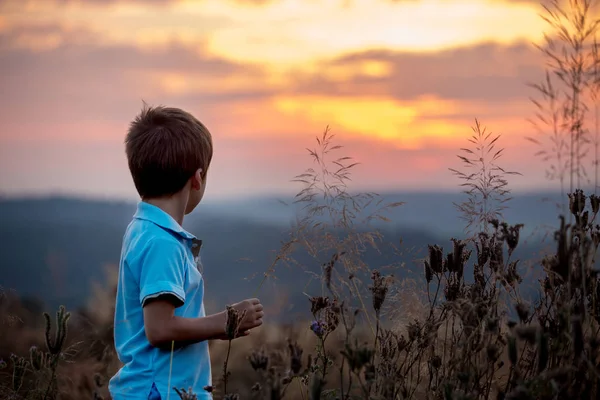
[191,168,203,190]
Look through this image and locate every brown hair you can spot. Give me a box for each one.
[125,104,213,198]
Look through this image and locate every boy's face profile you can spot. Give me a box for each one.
[185,168,206,215]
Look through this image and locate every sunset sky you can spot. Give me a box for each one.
[0,0,570,200]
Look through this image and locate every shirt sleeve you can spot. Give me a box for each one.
[135,237,187,307]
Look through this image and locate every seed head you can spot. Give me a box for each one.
[591,194,600,215]
[287,339,303,375]
[369,270,389,315]
[569,189,586,216]
[427,244,444,273]
[309,296,329,316]
[248,348,269,371]
[407,320,421,342]
[225,305,247,340]
[515,302,529,323]
[424,261,433,283]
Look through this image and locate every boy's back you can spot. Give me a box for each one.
[108,105,264,400]
[109,201,211,399]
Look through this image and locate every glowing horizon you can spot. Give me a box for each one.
[0,0,585,200]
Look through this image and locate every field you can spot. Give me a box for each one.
[4,0,600,399]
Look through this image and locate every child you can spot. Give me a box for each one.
[108,105,264,399]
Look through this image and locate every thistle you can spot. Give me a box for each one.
[44,305,71,356]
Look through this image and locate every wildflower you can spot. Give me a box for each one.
[427,244,444,273]
[309,296,329,315]
[310,320,327,338]
[449,238,469,278]
[0,359,6,369]
[325,302,340,332]
[429,355,442,370]
[591,194,600,214]
[476,232,491,266]
[341,341,374,372]
[287,339,303,375]
[369,270,389,315]
[503,260,522,288]
[424,260,433,283]
[490,241,504,273]
[501,223,524,255]
[569,189,586,216]
[407,320,421,342]
[515,302,529,323]
[248,348,269,371]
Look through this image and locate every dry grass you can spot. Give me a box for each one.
[5,1,600,400]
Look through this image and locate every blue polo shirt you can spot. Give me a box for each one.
[109,201,212,399]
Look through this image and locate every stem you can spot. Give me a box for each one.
[42,361,58,400]
[298,378,306,400]
[351,279,375,338]
[253,255,282,297]
[166,340,174,400]
[320,337,328,381]
[223,340,232,394]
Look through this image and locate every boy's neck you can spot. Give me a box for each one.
[144,195,187,226]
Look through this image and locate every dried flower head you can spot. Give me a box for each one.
[369,270,389,315]
[225,305,247,340]
[248,348,269,371]
[428,244,444,273]
[569,189,586,216]
[591,194,600,215]
[309,296,330,315]
[341,341,374,372]
[287,339,303,375]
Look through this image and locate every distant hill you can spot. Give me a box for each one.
[0,191,565,321]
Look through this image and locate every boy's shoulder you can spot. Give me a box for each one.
[122,202,196,264]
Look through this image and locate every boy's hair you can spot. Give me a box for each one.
[125,104,213,198]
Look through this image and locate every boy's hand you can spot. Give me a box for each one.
[231,298,264,332]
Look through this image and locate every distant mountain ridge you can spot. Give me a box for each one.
[0,191,566,320]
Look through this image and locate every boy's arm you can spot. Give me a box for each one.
[136,237,264,347]
[144,296,263,346]
[143,296,227,347]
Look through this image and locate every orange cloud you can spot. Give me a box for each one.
[272,94,534,149]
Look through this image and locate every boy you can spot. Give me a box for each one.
[108,105,264,399]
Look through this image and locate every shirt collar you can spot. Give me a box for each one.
[133,201,197,242]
